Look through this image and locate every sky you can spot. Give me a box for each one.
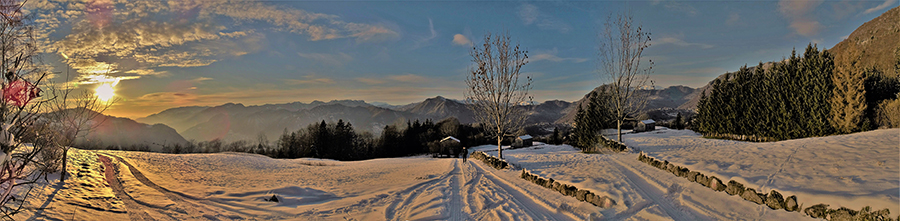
[27,0,899,119]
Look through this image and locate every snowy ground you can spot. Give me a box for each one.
[10,128,898,220]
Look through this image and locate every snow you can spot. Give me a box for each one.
[10,128,897,220]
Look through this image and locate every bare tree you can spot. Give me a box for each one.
[0,0,59,217]
[45,86,114,182]
[597,12,653,142]
[465,32,532,159]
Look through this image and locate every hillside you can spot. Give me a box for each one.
[680,7,900,110]
[830,6,900,77]
[48,108,189,150]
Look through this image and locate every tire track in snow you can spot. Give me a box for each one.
[468,158,567,220]
[98,155,165,221]
[383,159,457,220]
[607,156,705,221]
[101,153,286,219]
[447,160,467,221]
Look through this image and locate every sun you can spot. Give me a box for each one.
[95,83,115,102]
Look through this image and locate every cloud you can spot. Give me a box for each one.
[356,74,428,84]
[863,0,897,14]
[413,18,438,49]
[190,77,213,83]
[125,69,170,76]
[36,0,397,91]
[452,34,472,46]
[203,1,398,42]
[529,48,589,63]
[356,77,387,85]
[651,0,699,16]
[297,52,353,66]
[778,0,824,37]
[388,74,427,83]
[726,13,740,26]
[516,3,571,33]
[657,37,714,49]
[285,76,335,85]
[76,74,140,85]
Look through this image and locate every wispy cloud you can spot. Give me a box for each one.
[863,0,897,14]
[37,0,397,91]
[355,74,429,85]
[657,36,714,49]
[356,77,387,85]
[285,77,335,85]
[413,18,438,49]
[452,34,472,47]
[388,74,428,83]
[125,69,170,76]
[297,52,353,67]
[726,13,740,26]
[517,3,571,33]
[529,48,588,63]
[651,0,699,16]
[778,0,824,37]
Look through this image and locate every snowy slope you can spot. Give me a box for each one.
[13,128,897,220]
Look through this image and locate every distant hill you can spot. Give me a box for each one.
[556,85,698,124]
[399,96,475,123]
[137,100,374,133]
[48,108,188,151]
[137,97,574,143]
[178,103,419,143]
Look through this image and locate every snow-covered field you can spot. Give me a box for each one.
[11,128,898,220]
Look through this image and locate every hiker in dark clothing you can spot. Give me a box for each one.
[462,147,468,163]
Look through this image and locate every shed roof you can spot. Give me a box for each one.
[440,136,460,142]
[518,135,533,140]
[640,119,656,124]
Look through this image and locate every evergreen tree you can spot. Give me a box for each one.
[673,112,684,130]
[550,127,560,145]
[830,47,867,133]
[571,90,614,149]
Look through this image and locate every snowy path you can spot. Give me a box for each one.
[606,156,701,221]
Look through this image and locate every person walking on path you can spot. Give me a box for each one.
[462,146,468,163]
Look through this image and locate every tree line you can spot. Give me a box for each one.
[102,117,492,161]
[695,44,899,141]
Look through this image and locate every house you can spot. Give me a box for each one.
[635,119,656,132]
[513,135,533,148]
[434,136,461,157]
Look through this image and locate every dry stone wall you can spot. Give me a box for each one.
[471,151,509,170]
[637,152,896,221]
[520,169,615,208]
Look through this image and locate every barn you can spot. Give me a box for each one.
[434,136,461,157]
[513,135,533,148]
[635,119,656,132]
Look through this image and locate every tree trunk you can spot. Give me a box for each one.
[59,148,68,182]
[497,135,503,159]
[617,119,623,142]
